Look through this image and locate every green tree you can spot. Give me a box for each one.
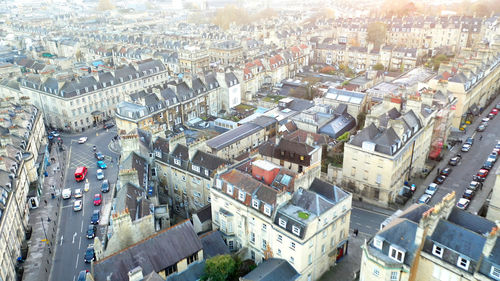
[202,255,237,281]
[373,63,385,71]
[367,22,387,49]
[431,54,450,71]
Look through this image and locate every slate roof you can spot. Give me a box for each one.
[121,151,148,189]
[115,183,144,221]
[166,261,205,281]
[318,113,356,139]
[190,150,229,178]
[242,258,299,281]
[206,122,261,150]
[199,230,230,259]
[93,220,202,281]
[374,218,419,265]
[259,138,315,166]
[194,204,212,224]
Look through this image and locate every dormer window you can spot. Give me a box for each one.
[373,237,383,250]
[432,244,443,258]
[457,257,470,270]
[252,198,259,209]
[264,204,271,216]
[174,158,181,166]
[490,266,500,278]
[205,170,209,176]
[278,218,287,228]
[238,190,245,201]
[226,184,233,195]
[389,246,405,263]
[192,165,200,172]
[216,179,222,189]
[292,225,301,236]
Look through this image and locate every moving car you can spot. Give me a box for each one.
[96,169,104,180]
[74,166,88,182]
[449,155,462,166]
[101,179,110,193]
[86,225,96,239]
[91,210,100,225]
[97,160,107,169]
[93,193,102,206]
[62,188,71,199]
[74,188,82,198]
[103,123,114,129]
[440,167,452,176]
[84,246,95,263]
[456,198,470,210]
[463,189,475,200]
[461,143,472,152]
[78,137,88,144]
[425,183,439,196]
[73,200,82,212]
[434,175,446,184]
[94,152,104,160]
[418,194,432,204]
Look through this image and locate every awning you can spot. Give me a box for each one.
[91,110,103,116]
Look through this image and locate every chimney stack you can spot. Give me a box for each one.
[128,266,144,281]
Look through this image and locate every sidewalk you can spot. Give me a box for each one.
[22,145,67,281]
[319,232,366,281]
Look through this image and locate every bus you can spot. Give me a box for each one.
[74,166,88,182]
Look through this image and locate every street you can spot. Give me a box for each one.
[50,127,119,281]
[410,97,500,214]
[350,207,388,236]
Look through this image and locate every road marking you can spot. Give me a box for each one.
[73,276,76,281]
[72,232,77,244]
[75,253,79,269]
[78,237,82,250]
[81,221,83,232]
[60,235,63,246]
[352,207,390,218]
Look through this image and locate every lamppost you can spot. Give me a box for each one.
[40,217,52,254]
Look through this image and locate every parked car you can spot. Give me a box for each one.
[496,103,500,110]
[477,124,486,132]
[97,160,107,169]
[463,189,475,200]
[495,143,500,153]
[93,193,102,206]
[418,194,432,204]
[74,188,82,198]
[482,117,490,123]
[91,210,100,225]
[96,169,104,180]
[395,186,413,204]
[425,183,439,196]
[103,123,114,129]
[449,155,462,166]
[488,113,495,119]
[84,246,95,263]
[434,175,447,184]
[101,179,109,193]
[483,160,494,170]
[94,152,104,160]
[73,200,82,212]
[456,198,470,210]
[78,137,88,144]
[491,108,498,115]
[440,167,452,176]
[476,169,489,181]
[86,225,97,239]
[62,188,71,199]
[488,152,498,163]
[461,143,472,152]
[465,137,474,145]
[469,181,483,191]
[481,121,489,127]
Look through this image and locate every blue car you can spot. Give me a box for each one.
[97,160,107,169]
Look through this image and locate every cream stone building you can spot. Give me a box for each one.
[17,59,168,132]
[211,159,352,281]
[487,165,500,221]
[428,44,500,129]
[360,193,500,281]
[0,102,46,281]
[342,96,435,206]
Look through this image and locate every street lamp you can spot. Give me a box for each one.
[40,217,51,254]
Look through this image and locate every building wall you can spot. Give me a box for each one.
[487,166,500,221]
[359,246,411,281]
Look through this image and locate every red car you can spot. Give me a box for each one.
[93,194,102,206]
[491,108,499,115]
[477,169,489,179]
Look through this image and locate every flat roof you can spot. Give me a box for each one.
[206,123,261,150]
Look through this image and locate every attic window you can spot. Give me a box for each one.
[457,257,470,270]
[103,82,106,87]
[238,190,245,201]
[278,218,287,228]
[192,165,200,172]
[432,244,443,258]
[252,199,260,209]
[216,179,222,189]
[389,246,405,263]
[174,158,181,166]
[264,204,271,216]
[205,170,209,176]
[300,156,304,161]
[490,266,500,278]
[292,225,301,236]
[226,184,233,195]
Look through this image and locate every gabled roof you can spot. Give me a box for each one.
[93,220,202,281]
[199,230,230,259]
[242,258,299,281]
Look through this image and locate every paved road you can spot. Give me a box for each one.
[411,97,500,214]
[50,127,119,281]
[350,207,388,236]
